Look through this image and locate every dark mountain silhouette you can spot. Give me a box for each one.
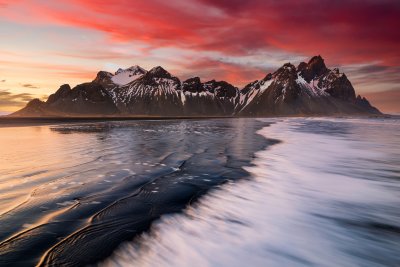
[11,56,381,117]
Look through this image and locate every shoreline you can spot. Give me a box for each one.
[0,114,392,128]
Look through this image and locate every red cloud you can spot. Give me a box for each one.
[2,0,399,66]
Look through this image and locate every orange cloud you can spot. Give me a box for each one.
[177,58,267,87]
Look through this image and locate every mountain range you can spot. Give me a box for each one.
[11,56,381,117]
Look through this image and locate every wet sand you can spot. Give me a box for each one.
[0,118,275,266]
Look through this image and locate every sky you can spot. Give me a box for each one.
[0,0,399,114]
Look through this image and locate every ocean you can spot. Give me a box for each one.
[0,117,399,266]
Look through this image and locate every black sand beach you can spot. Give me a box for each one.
[0,118,275,266]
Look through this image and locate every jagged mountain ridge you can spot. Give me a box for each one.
[180,77,240,116]
[239,56,380,115]
[11,56,381,117]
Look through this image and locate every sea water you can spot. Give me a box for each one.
[0,118,399,266]
[102,118,400,267]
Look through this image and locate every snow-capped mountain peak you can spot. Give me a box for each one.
[147,66,175,79]
[111,65,147,86]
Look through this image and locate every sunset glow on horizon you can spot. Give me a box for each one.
[0,0,399,114]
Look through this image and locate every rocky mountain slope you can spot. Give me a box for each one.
[11,56,381,117]
[238,56,380,116]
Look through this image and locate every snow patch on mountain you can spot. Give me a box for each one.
[296,75,329,97]
[259,79,273,93]
[238,78,274,110]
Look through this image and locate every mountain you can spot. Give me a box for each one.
[11,56,381,117]
[180,77,240,116]
[12,83,119,117]
[238,56,380,116]
[108,66,183,116]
